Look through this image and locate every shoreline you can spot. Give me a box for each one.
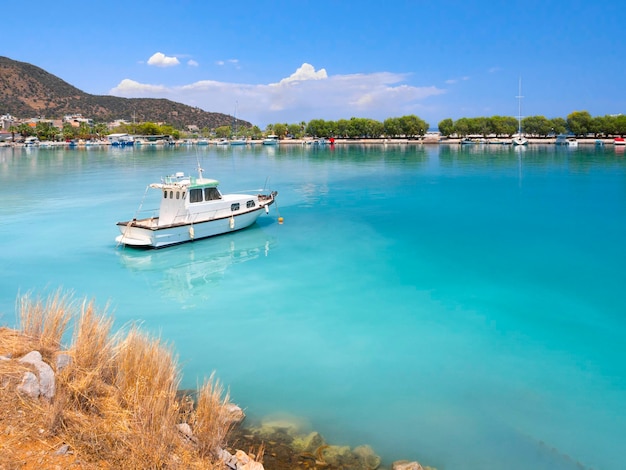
[1,137,621,149]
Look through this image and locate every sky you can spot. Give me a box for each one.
[2,0,624,129]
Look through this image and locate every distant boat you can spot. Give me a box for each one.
[555,134,578,147]
[262,135,280,145]
[512,78,528,146]
[614,137,625,146]
[229,137,247,146]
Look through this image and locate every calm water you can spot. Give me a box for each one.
[1,143,625,469]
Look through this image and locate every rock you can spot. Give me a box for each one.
[353,445,381,469]
[319,445,353,467]
[19,350,55,399]
[235,449,264,470]
[177,423,193,438]
[54,444,70,455]
[55,353,72,372]
[392,460,424,470]
[291,431,326,453]
[224,403,245,424]
[17,371,40,398]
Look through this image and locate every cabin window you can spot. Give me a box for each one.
[163,191,167,199]
[246,200,256,208]
[190,188,203,203]
[204,187,221,200]
[169,191,174,199]
[231,203,240,211]
[176,191,180,199]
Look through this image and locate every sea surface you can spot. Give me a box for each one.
[1,143,625,469]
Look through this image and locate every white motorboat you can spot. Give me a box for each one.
[116,170,277,248]
[262,135,280,145]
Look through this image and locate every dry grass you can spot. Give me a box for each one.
[193,372,235,459]
[1,291,240,469]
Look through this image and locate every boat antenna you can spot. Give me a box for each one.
[195,149,204,179]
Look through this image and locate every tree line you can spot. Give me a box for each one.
[438,111,626,138]
[8,110,625,142]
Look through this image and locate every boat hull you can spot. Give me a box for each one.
[116,207,269,248]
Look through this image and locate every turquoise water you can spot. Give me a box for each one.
[1,143,625,469]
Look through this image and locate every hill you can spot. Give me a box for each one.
[0,56,249,130]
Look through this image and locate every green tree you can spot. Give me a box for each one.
[567,111,592,136]
[614,115,626,135]
[215,126,231,138]
[17,123,34,137]
[550,118,567,135]
[383,117,402,138]
[438,118,454,136]
[399,115,428,138]
[273,123,288,139]
[522,115,553,137]
[8,125,17,142]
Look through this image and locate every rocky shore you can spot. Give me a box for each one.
[1,292,433,470]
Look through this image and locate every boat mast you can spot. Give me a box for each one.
[516,78,523,136]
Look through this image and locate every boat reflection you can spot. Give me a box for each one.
[117,226,276,304]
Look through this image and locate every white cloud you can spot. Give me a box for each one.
[147,52,180,67]
[445,76,470,85]
[276,63,328,84]
[110,79,171,95]
[187,59,199,67]
[109,63,445,127]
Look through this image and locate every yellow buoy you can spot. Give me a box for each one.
[189,226,195,239]
[278,217,284,224]
[229,217,235,229]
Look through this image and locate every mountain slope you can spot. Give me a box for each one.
[0,56,246,129]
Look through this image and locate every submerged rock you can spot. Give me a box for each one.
[392,460,425,470]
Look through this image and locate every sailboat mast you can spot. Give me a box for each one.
[516,78,523,135]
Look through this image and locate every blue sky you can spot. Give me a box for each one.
[3,0,624,129]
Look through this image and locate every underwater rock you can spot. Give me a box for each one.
[392,460,425,470]
[292,431,326,453]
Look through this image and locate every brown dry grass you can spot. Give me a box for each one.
[0,291,239,469]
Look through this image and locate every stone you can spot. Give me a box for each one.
[54,444,70,455]
[291,431,326,453]
[19,350,55,399]
[392,460,424,470]
[353,445,381,469]
[224,403,245,424]
[17,371,40,398]
[55,353,72,372]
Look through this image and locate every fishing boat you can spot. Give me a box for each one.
[512,78,528,146]
[116,169,277,249]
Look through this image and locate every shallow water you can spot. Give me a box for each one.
[1,143,625,469]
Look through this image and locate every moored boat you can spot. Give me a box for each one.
[614,137,625,146]
[116,170,277,249]
[512,78,528,146]
[262,135,280,145]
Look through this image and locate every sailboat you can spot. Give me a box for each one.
[512,78,528,146]
[230,101,247,146]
